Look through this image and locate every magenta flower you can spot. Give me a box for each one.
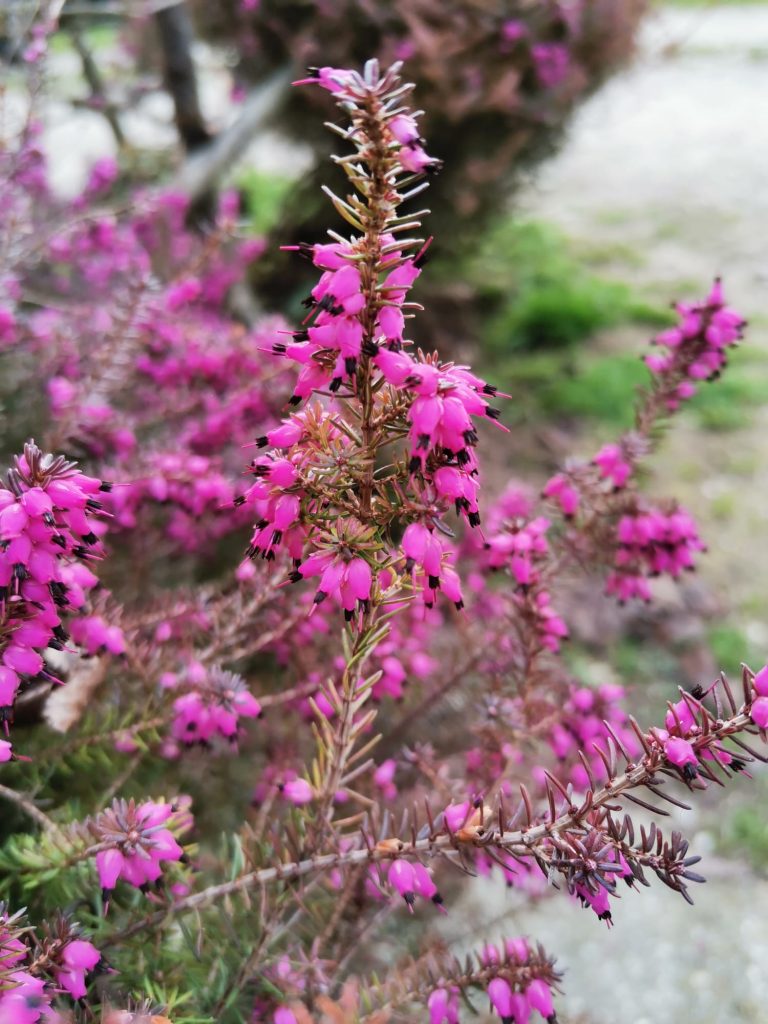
[488,977,514,1022]
[526,978,555,1019]
[0,971,50,1023]
[753,665,768,696]
[387,860,417,910]
[274,1008,298,1024]
[280,778,314,805]
[593,443,632,489]
[88,799,188,900]
[428,987,460,1024]
[750,696,768,729]
[170,667,261,749]
[542,474,580,518]
[664,736,698,772]
[0,442,109,729]
[645,279,745,410]
[55,938,101,1000]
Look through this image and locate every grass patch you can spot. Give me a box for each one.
[451,219,669,356]
[722,805,768,870]
[237,170,293,235]
[709,623,761,672]
[49,24,121,54]
[490,340,768,433]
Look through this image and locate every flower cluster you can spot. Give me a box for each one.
[246,61,505,619]
[607,504,705,604]
[0,907,101,1020]
[644,279,746,411]
[4,145,290,557]
[168,667,262,750]
[0,442,111,743]
[386,859,443,911]
[85,799,190,902]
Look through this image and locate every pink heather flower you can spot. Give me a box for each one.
[750,696,768,729]
[428,987,460,1024]
[170,667,261,748]
[85,156,119,195]
[296,553,373,618]
[0,971,50,1024]
[481,943,501,965]
[665,697,697,734]
[387,860,417,909]
[294,66,357,92]
[645,281,745,409]
[753,665,768,696]
[389,113,420,146]
[0,740,12,762]
[90,799,187,898]
[373,758,397,800]
[542,474,579,518]
[488,977,514,1021]
[165,278,202,311]
[501,19,527,43]
[400,145,440,175]
[593,443,632,489]
[56,939,101,1000]
[255,418,304,450]
[443,801,472,831]
[411,862,444,909]
[664,736,698,770]
[505,937,529,961]
[575,882,612,922]
[274,1009,298,1024]
[0,306,16,346]
[531,43,570,88]
[281,778,314,805]
[526,979,554,1019]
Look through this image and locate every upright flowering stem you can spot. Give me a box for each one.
[355,87,390,521]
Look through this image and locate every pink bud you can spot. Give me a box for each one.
[282,778,314,805]
[0,502,28,539]
[751,696,768,729]
[346,558,372,602]
[753,665,768,696]
[411,862,443,908]
[387,860,416,909]
[0,667,20,705]
[96,848,125,891]
[488,977,514,1020]
[664,736,698,769]
[274,1009,298,1024]
[3,645,44,677]
[62,939,100,972]
[428,988,450,1024]
[526,979,554,1019]
[21,487,53,517]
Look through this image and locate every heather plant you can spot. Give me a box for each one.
[1,38,766,1024]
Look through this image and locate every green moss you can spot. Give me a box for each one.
[450,218,670,356]
[722,805,768,869]
[709,623,761,672]
[237,169,293,235]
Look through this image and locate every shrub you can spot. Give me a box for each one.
[0,35,763,1024]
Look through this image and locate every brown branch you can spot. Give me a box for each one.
[101,705,761,948]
